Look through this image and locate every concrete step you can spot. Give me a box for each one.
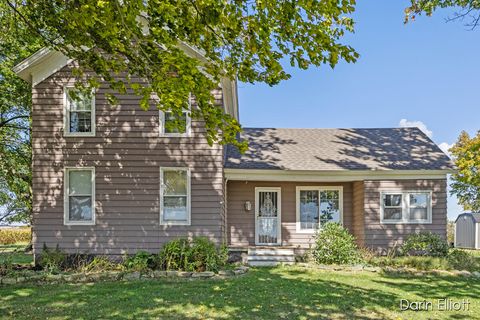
[247,247,296,266]
[248,248,295,256]
[248,260,295,267]
[247,255,295,262]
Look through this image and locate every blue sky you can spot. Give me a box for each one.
[237,1,479,220]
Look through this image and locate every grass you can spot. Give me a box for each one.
[1,266,479,320]
[0,243,33,265]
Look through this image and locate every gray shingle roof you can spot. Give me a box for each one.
[455,213,480,223]
[225,127,455,171]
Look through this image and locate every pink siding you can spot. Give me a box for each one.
[32,64,225,257]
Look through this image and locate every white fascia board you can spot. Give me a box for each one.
[13,48,72,86]
[224,168,451,182]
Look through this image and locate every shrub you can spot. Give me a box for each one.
[39,244,67,273]
[83,256,123,273]
[0,253,14,276]
[311,223,360,265]
[0,227,31,244]
[158,237,227,272]
[189,237,227,272]
[123,251,157,272]
[401,232,449,257]
[447,249,479,271]
[159,238,191,271]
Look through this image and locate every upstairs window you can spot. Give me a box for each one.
[64,87,95,136]
[381,191,432,224]
[64,168,95,225]
[159,96,192,137]
[160,167,191,225]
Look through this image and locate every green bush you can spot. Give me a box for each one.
[0,227,31,244]
[123,251,156,272]
[159,238,191,271]
[401,232,449,257]
[39,244,67,273]
[311,223,360,265]
[447,249,479,271]
[0,253,13,276]
[159,237,227,272]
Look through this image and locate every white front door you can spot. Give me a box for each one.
[255,187,281,245]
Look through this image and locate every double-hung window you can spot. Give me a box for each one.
[159,96,192,137]
[160,167,191,225]
[381,191,432,224]
[64,168,95,225]
[64,87,95,136]
[296,187,343,233]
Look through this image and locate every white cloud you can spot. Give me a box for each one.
[438,142,453,157]
[399,119,433,138]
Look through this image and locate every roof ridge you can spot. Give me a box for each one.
[242,127,420,130]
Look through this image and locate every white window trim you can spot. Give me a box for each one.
[63,86,96,137]
[380,190,433,224]
[160,167,191,226]
[64,167,96,226]
[255,187,282,245]
[159,95,192,137]
[295,186,344,234]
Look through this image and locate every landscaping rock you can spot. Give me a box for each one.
[46,274,64,282]
[233,269,246,276]
[166,271,178,277]
[177,272,192,278]
[191,271,215,278]
[218,270,235,276]
[28,274,46,283]
[363,266,380,273]
[87,273,104,282]
[2,277,16,285]
[16,277,26,284]
[454,270,472,277]
[140,271,154,279]
[153,271,167,278]
[316,264,331,270]
[104,271,122,281]
[237,266,249,272]
[123,272,140,281]
[349,265,364,272]
[472,271,480,278]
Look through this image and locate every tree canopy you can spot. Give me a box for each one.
[406,0,480,29]
[0,2,43,223]
[4,0,359,151]
[450,131,480,212]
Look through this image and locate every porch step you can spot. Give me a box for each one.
[247,247,295,267]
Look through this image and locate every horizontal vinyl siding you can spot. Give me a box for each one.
[227,181,354,248]
[32,64,225,256]
[352,181,365,247]
[363,179,448,253]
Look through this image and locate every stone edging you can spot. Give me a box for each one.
[296,263,480,277]
[0,266,249,286]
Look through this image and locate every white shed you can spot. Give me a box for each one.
[455,213,480,249]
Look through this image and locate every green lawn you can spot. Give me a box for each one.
[0,243,32,265]
[1,266,479,320]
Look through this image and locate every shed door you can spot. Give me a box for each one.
[455,216,475,249]
[255,188,281,245]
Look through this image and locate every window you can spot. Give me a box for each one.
[159,97,192,137]
[296,187,343,232]
[160,167,191,225]
[64,168,95,225]
[64,87,95,136]
[381,191,432,224]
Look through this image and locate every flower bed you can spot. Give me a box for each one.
[0,265,249,286]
